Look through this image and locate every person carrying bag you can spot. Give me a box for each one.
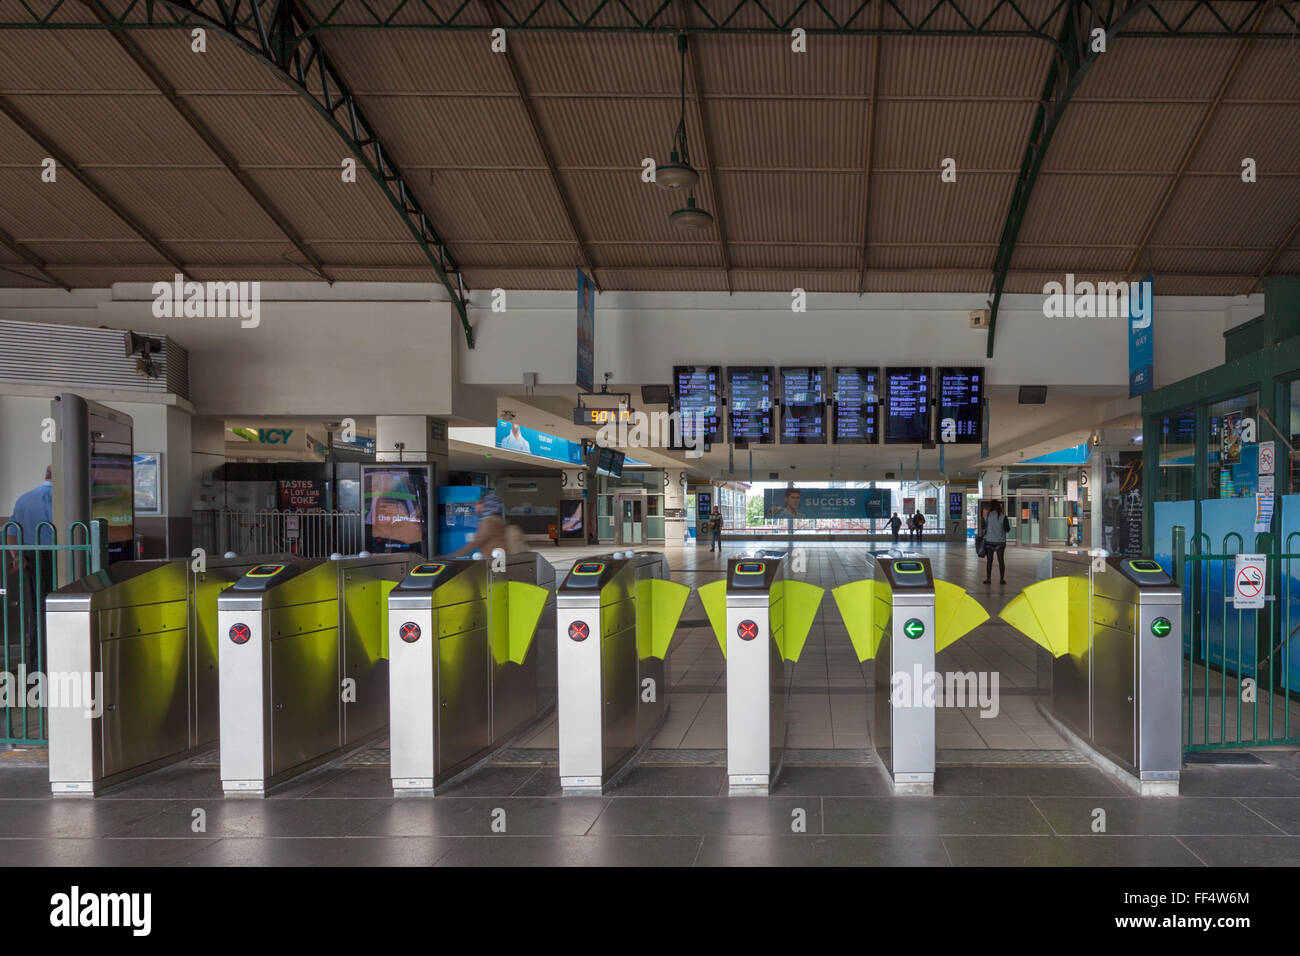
[980,501,1009,585]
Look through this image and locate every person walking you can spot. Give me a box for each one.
[708,507,723,553]
[452,492,508,557]
[6,465,54,675]
[888,512,902,544]
[912,511,925,544]
[981,500,1009,585]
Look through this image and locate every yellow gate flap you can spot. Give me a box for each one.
[831,579,885,661]
[933,579,990,652]
[698,579,729,658]
[378,578,398,660]
[489,580,550,665]
[776,579,825,663]
[636,577,691,660]
[999,577,1089,657]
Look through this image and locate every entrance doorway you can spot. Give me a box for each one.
[617,495,643,545]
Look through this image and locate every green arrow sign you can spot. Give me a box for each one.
[1151,617,1172,638]
[903,618,925,639]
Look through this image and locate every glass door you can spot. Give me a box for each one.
[618,495,643,545]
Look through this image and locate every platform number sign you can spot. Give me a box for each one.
[1233,554,1266,610]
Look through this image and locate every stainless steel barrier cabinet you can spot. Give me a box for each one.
[388,553,556,794]
[1002,552,1182,795]
[555,551,688,793]
[218,553,412,796]
[724,558,789,794]
[45,554,283,796]
[831,555,988,795]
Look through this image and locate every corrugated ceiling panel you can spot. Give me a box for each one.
[1071,38,1239,100]
[325,268,441,283]
[1043,103,1205,172]
[511,33,679,96]
[533,97,683,169]
[182,94,350,167]
[1008,245,1131,273]
[88,168,287,241]
[1225,41,1300,101]
[878,36,1050,98]
[1147,247,1271,276]
[452,242,577,268]
[1151,176,1300,248]
[0,32,150,91]
[1273,251,1300,274]
[870,245,994,270]
[5,93,217,165]
[731,244,859,269]
[593,243,724,268]
[873,99,1035,170]
[242,169,416,242]
[694,35,876,98]
[420,169,573,242]
[732,270,858,292]
[862,270,989,293]
[355,95,546,169]
[1186,104,1300,172]
[0,168,146,242]
[720,171,861,243]
[867,171,1016,244]
[123,32,288,92]
[1017,173,1164,246]
[318,34,512,94]
[707,99,868,169]
[39,266,173,286]
[460,268,575,289]
[558,169,718,244]
[603,269,730,291]
[298,242,431,268]
[24,240,160,264]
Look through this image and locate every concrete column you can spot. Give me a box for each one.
[375,415,450,484]
[664,466,688,544]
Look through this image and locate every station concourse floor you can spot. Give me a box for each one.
[3,540,1300,867]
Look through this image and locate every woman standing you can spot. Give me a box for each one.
[981,500,1009,584]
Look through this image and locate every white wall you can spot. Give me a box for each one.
[0,396,53,519]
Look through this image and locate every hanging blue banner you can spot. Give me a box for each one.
[1128,274,1154,398]
[577,269,595,393]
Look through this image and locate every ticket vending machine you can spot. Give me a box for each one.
[1001,553,1182,795]
[45,554,282,795]
[831,555,988,794]
[218,553,411,795]
[698,557,825,794]
[388,553,555,793]
[555,552,689,793]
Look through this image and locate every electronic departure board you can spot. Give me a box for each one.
[937,367,984,444]
[884,367,931,444]
[780,366,826,444]
[672,365,721,446]
[728,366,774,444]
[833,366,879,444]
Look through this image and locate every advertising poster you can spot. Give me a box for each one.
[1101,451,1143,557]
[577,269,595,393]
[277,479,325,512]
[496,420,585,465]
[363,467,429,554]
[763,487,890,520]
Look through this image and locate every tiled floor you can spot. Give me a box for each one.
[5,540,1300,866]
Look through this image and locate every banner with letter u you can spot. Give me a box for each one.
[1128,274,1154,398]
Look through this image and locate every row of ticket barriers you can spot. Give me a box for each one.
[41,545,1184,799]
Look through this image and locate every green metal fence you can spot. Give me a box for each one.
[0,519,106,746]
[1172,526,1300,750]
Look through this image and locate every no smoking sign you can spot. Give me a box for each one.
[1233,554,1266,610]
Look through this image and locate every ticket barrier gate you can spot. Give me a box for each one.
[218,553,412,796]
[698,558,825,794]
[1001,553,1182,795]
[556,552,689,793]
[44,554,288,796]
[831,556,988,794]
[388,553,556,794]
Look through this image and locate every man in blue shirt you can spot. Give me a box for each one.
[6,466,54,674]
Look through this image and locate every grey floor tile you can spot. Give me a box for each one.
[1032,796,1286,835]
[1176,835,1300,866]
[106,797,392,839]
[934,766,1127,797]
[1235,798,1300,834]
[290,768,399,799]
[771,765,893,796]
[429,766,547,798]
[186,836,456,866]
[605,766,726,797]
[942,835,1205,866]
[433,834,704,866]
[0,837,218,866]
[697,834,949,866]
[589,797,821,835]
[96,766,224,800]
[823,796,1053,835]
[352,797,606,836]
[0,768,57,798]
[0,798,174,838]
[1179,767,1300,798]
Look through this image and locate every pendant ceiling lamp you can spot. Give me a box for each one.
[669,193,715,230]
[655,33,700,193]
